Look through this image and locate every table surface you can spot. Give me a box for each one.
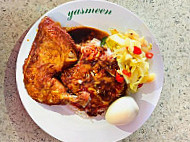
[0,0,189,141]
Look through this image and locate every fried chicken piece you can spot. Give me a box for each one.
[23,17,90,106]
[61,40,125,116]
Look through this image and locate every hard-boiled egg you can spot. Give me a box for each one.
[105,96,139,125]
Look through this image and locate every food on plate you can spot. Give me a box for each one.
[67,26,109,44]
[105,29,155,92]
[23,16,155,121]
[23,17,90,107]
[105,96,139,125]
[61,38,125,116]
[23,17,125,116]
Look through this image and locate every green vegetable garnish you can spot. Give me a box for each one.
[100,36,108,47]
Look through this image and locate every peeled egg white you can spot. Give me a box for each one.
[105,96,139,125]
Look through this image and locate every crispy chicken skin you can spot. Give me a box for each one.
[61,41,125,116]
[23,17,90,106]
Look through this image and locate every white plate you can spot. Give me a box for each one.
[16,0,164,142]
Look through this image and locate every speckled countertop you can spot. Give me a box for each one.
[0,0,189,141]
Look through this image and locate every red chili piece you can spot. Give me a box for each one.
[133,46,142,55]
[138,83,143,88]
[122,70,131,77]
[145,52,154,59]
[116,72,124,83]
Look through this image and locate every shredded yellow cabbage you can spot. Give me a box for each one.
[106,29,155,92]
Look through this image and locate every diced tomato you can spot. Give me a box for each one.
[122,69,131,77]
[133,46,142,55]
[116,72,124,83]
[145,52,154,59]
[138,83,143,88]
